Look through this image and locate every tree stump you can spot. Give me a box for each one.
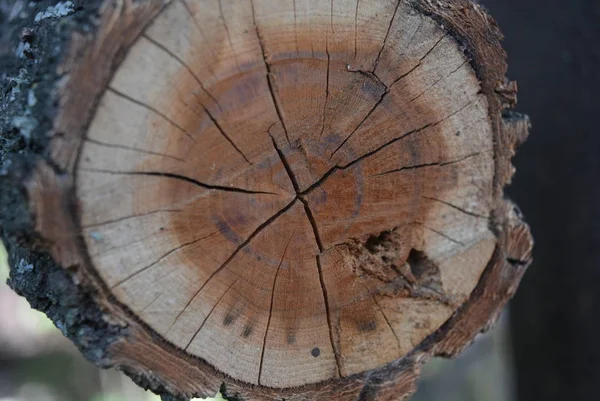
[0,1,533,400]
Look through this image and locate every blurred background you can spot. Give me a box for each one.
[1,0,599,400]
[0,240,514,401]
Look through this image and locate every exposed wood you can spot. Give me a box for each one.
[1,1,532,400]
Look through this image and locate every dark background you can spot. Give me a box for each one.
[481,1,600,400]
[1,0,599,400]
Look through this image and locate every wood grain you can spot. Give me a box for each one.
[7,0,533,399]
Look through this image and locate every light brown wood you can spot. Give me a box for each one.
[75,0,494,388]
[7,0,533,399]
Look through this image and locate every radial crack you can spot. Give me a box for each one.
[303,123,434,195]
[89,230,158,257]
[79,169,277,195]
[408,59,468,104]
[300,164,338,196]
[440,151,488,165]
[251,1,291,143]
[339,123,432,169]
[84,138,185,162]
[267,75,289,143]
[199,103,252,164]
[268,131,300,192]
[381,32,447,89]
[318,41,331,140]
[388,59,423,88]
[177,96,253,164]
[168,199,298,334]
[218,0,242,73]
[292,0,299,55]
[418,33,448,64]
[370,292,402,352]
[330,0,335,35]
[371,150,486,178]
[401,18,425,57]
[316,255,342,377]
[422,196,489,219]
[142,36,251,163]
[142,34,220,106]
[347,69,388,90]
[82,208,181,229]
[329,88,389,160]
[330,31,452,160]
[139,293,164,316]
[416,223,465,245]
[110,230,220,289]
[354,0,360,60]
[179,0,220,72]
[107,87,195,142]
[181,278,239,349]
[378,31,448,90]
[369,161,438,178]
[303,106,486,195]
[300,198,324,252]
[372,0,401,72]
[258,234,294,384]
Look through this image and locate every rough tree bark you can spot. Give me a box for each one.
[0,1,532,400]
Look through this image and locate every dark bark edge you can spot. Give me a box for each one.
[0,0,120,368]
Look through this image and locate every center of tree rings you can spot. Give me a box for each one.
[77,0,498,388]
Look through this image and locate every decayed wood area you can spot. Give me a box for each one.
[0,1,532,400]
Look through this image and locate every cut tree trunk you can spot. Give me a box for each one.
[0,1,532,400]
[480,1,600,400]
